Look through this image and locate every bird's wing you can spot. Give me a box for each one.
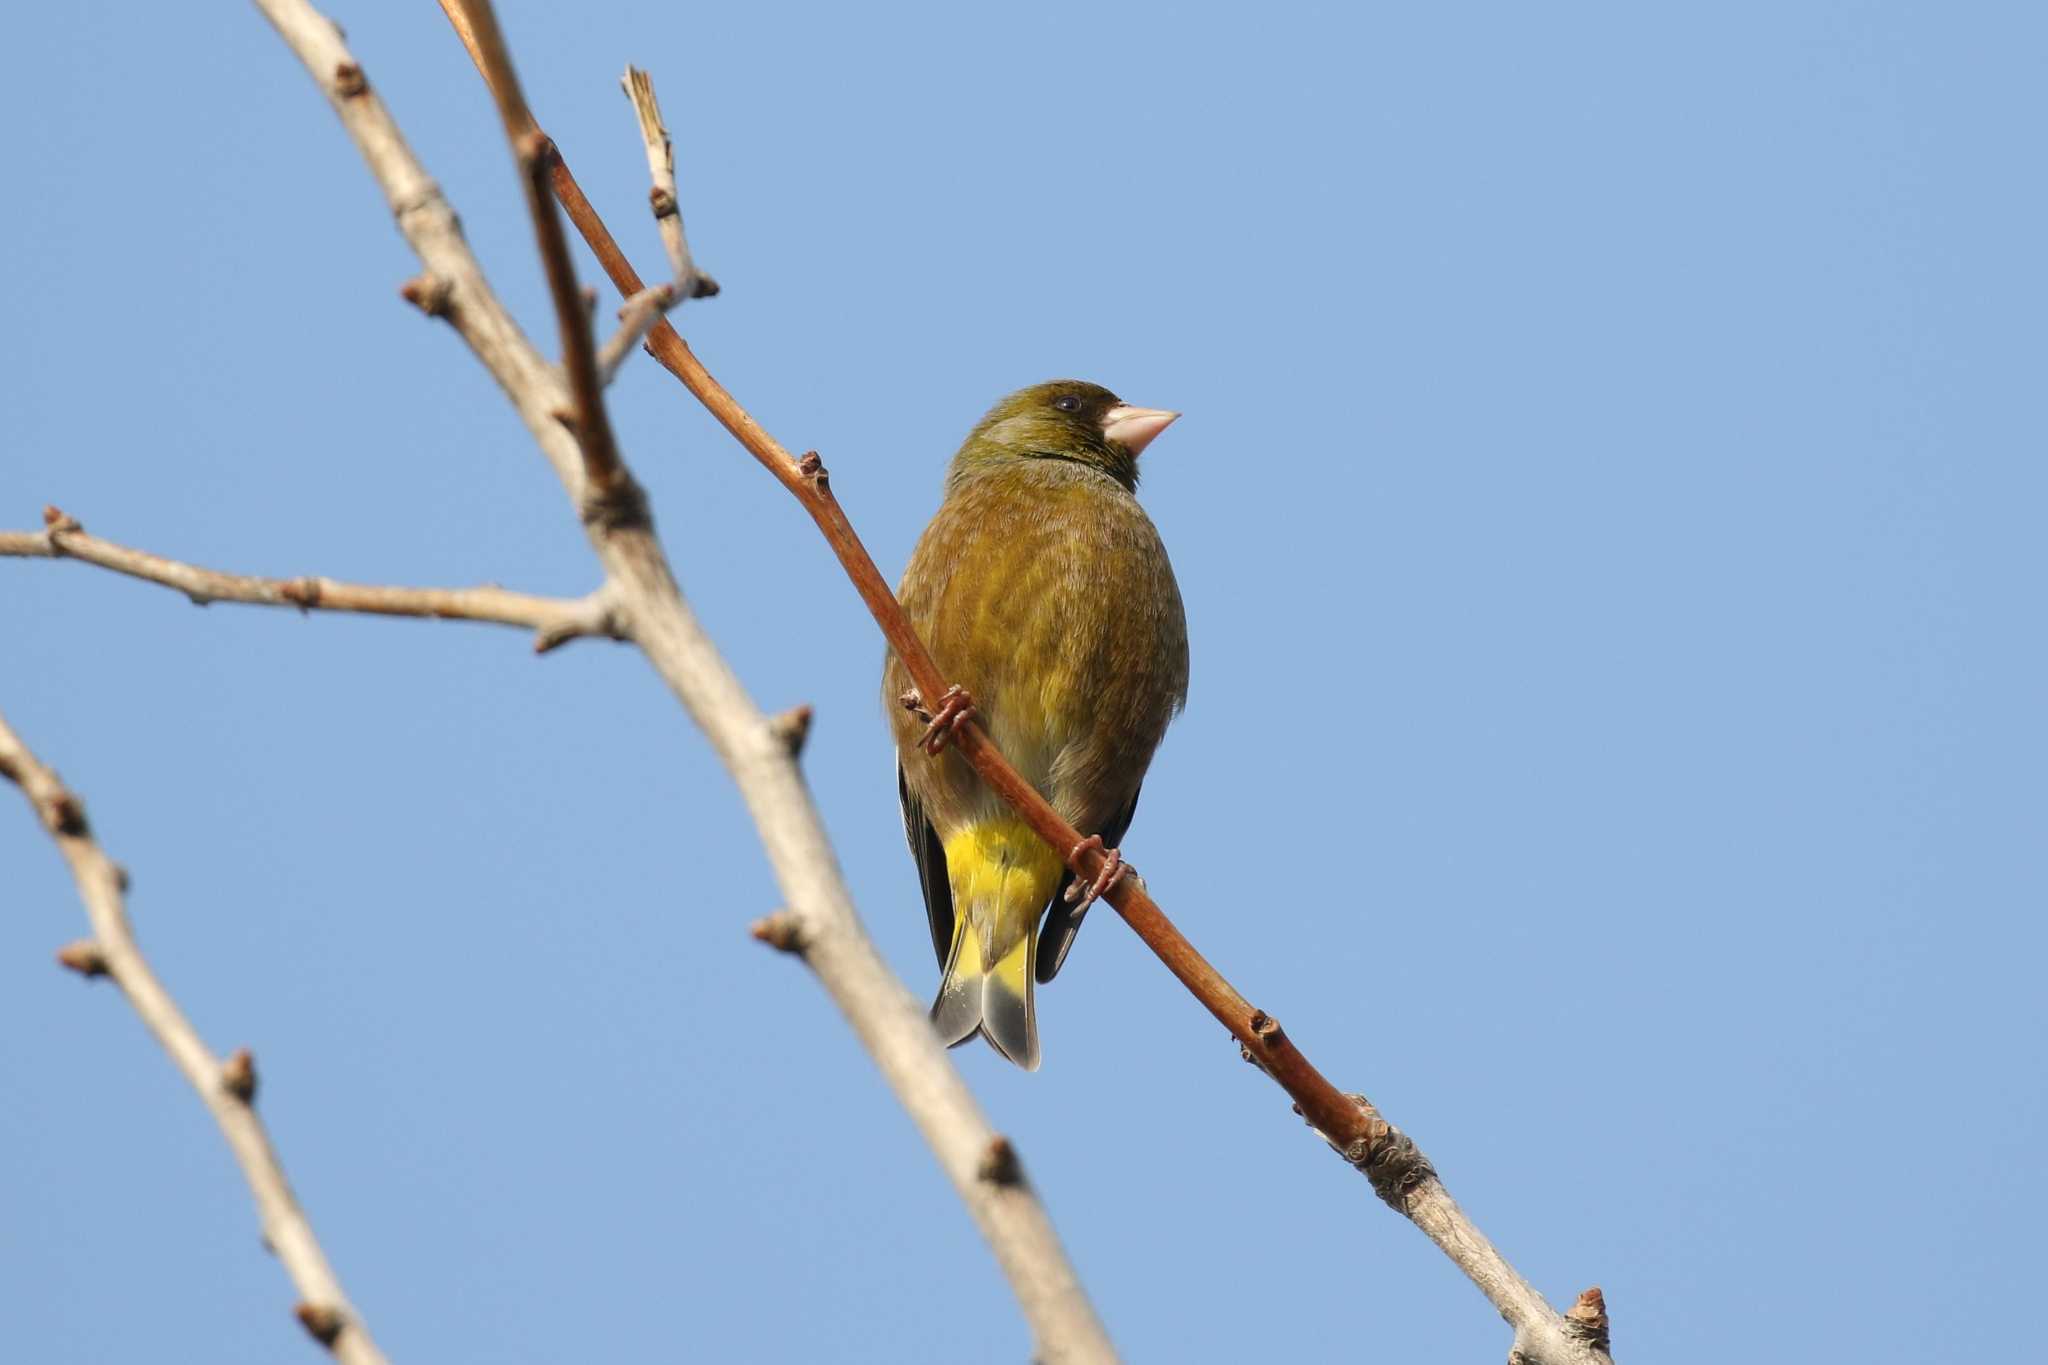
[898,762,955,968]
[1033,784,1142,984]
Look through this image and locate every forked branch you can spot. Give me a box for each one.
[437,0,623,497]
[258,1,1115,1357]
[438,31,1615,1365]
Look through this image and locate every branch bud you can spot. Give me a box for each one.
[294,1301,344,1347]
[399,274,453,318]
[56,939,109,978]
[977,1135,1025,1188]
[221,1047,259,1103]
[768,704,814,758]
[749,910,805,954]
[1565,1286,1610,1352]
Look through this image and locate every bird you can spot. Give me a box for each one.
[885,379,1189,1069]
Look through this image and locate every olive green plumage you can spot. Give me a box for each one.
[885,380,1189,1069]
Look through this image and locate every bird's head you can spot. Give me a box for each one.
[956,380,1178,491]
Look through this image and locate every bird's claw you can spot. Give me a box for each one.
[900,684,978,756]
[1062,835,1128,912]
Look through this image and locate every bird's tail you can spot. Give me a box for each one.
[930,818,1060,1071]
[930,914,1039,1070]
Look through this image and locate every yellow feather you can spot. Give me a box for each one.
[931,817,1063,1069]
[944,817,1063,959]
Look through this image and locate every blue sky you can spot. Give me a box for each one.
[3,2,2043,1360]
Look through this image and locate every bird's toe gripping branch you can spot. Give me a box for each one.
[1062,834,1129,913]
[899,685,978,756]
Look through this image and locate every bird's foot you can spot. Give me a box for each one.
[1062,835,1129,912]
[899,684,978,756]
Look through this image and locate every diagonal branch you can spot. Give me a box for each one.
[1,508,623,653]
[442,0,623,497]
[260,2,1114,1359]
[438,40,1616,1365]
[0,706,389,1364]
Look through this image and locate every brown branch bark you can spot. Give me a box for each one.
[0,707,389,1363]
[435,27,1617,1365]
[257,2,1115,1358]
[0,510,623,652]
[440,0,622,497]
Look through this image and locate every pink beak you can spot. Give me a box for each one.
[1102,404,1179,455]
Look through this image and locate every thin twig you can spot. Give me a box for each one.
[0,707,389,1364]
[0,510,624,654]
[596,282,679,387]
[442,0,623,497]
[621,67,715,300]
[263,3,1115,1358]
[443,34,1615,1365]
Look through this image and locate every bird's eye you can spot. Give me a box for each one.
[1053,394,1082,413]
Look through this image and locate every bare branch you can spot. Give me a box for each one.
[1298,1094,1610,1364]
[263,2,1115,1357]
[473,46,1617,1365]
[596,282,679,387]
[0,707,389,1364]
[439,1,623,495]
[1,509,623,652]
[621,67,716,300]
[258,1,586,507]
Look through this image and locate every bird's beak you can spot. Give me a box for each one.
[1102,404,1179,455]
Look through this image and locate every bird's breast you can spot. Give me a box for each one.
[890,465,1188,834]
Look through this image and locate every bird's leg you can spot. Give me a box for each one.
[899,684,978,756]
[1062,834,1129,912]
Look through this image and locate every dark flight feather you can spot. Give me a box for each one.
[898,762,955,967]
[1034,785,1142,984]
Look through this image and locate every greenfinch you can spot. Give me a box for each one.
[885,380,1188,1069]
